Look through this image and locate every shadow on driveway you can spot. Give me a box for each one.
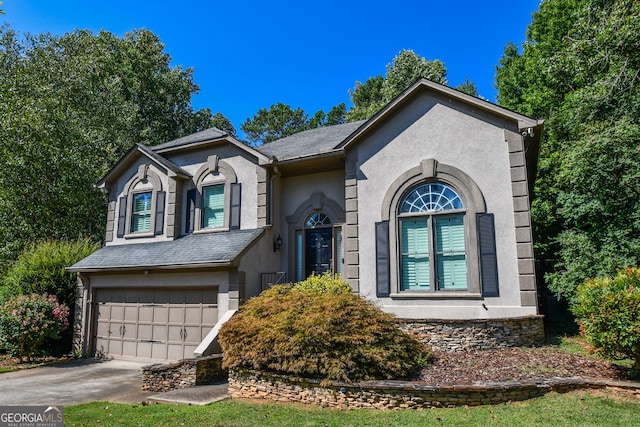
[0,358,153,406]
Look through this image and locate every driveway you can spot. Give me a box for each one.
[0,359,153,406]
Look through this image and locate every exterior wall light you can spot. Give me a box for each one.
[273,235,283,252]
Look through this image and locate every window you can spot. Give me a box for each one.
[117,165,165,239]
[398,183,467,291]
[202,184,225,229]
[131,191,153,233]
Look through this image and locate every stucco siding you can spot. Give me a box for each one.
[353,95,532,319]
[167,146,262,233]
[279,170,345,280]
[107,160,172,246]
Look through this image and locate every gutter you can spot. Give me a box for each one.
[268,157,280,226]
[66,260,234,273]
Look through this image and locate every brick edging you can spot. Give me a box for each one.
[228,369,640,409]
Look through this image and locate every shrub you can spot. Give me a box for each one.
[219,283,429,382]
[291,271,353,294]
[1,239,99,306]
[572,267,640,370]
[0,293,70,361]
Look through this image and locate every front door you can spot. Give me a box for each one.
[305,228,332,276]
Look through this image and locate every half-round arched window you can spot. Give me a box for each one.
[400,183,463,213]
[398,182,467,292]
[306,212,332,227]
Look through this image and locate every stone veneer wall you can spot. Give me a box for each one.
[229,370,624,410]
[142,354,227,392]
[398,316,545,352]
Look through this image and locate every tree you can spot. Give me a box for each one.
[210,111,238,137]
[495,0,640,302]
[456,77,479,97]
[347,50,448,121]
[241,102,309,145]
[1,239,99,308]
[241,102,346,146]
[0,26,225,271]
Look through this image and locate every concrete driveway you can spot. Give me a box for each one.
[0,359,153,406]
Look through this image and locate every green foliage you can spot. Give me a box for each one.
[572,267,640,370]
[347,50,448,121]
[455,77,479,97]
[219,284,429,382]
[240,102,346,146]
[291,271,353,295]
[0,25,224,271]
[1,239,99,308]
[0,294,69,360]
[495,0,640,302]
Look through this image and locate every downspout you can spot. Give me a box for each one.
[267,156,280,227]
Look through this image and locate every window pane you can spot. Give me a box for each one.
[131,192,152,233]
[436,215,467,290]
[400,218,430,291]
[400,183,463,213]
[203,185,224,228]
[296,230,303,282]
[335,227,343,276]
[306,212,331,227]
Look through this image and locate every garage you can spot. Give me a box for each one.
[93,288,217,362]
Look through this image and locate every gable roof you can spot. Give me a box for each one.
[255,120,366,162]
[253,79,543,163]
[67,228,265,272]
[152,127,270,163]
[151,127,229,152]
[337,78,544,150]
[97,143,191,189]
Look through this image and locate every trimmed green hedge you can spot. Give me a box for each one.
[220,275,429,382]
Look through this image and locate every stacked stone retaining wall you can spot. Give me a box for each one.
[229,370,639,410]
[398,316,545,352]
[142,354,227,392]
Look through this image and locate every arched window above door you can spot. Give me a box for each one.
[306,212,332,227]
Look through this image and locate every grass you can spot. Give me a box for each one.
[553,335,636,369]
[65,391,640,427]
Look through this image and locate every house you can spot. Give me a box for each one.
[69,79,544,362]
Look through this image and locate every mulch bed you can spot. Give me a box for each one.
[420,347,633,385]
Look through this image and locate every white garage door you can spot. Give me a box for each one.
[93,288,218,362]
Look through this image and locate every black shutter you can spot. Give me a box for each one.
[154,191,166,235]
[186,189,196,233]
[477,213,499,297]
[375,221,390,297]
[116,197,127,238]
[229,183,241,230]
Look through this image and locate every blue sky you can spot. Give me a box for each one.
[2,1,541,132]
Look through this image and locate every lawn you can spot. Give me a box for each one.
[66,390,640,427]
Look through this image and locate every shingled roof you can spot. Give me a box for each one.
[255,120,366,161]
[151,127,228,152]
[68,228,264,272]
